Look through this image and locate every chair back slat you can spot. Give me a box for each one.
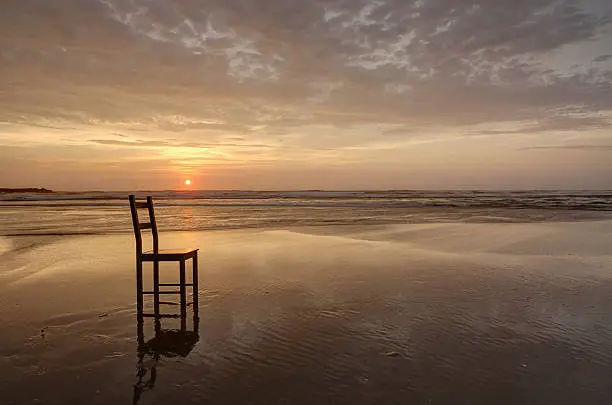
[146,196,159,253]
[129,195,143,255]
[129,195,159,255]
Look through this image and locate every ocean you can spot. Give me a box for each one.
[1,190,611,236]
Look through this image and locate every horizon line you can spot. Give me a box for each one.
[4,188,612,193]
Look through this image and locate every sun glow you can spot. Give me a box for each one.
[185,179,191,185]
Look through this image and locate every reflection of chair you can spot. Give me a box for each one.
[129,195,199,320]
[133,303,199,405]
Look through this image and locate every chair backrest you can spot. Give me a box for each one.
[129,195,159,255]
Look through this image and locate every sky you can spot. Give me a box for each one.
[1,0,611,190]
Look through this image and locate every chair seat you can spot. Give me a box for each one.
[141,248,198,261]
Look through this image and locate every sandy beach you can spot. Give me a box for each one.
[1,220,612,404]
[4,0,612,401]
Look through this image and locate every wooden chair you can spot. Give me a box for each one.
[129,195,199,321]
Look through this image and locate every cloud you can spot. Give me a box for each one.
[0,0,611,143]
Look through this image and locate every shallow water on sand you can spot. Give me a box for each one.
[1,222,612,404]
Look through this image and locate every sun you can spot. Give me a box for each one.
[185,179,191,186]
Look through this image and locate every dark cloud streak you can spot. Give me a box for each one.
[88,139,274,149]
[520,144,612,151]
[593,53,612,62]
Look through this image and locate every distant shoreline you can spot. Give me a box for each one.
[0,188,54,194]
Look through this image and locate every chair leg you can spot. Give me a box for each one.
[192,252,199,319]
[179,259,187,331]
[153,260,160,316]
[136,258,143,321]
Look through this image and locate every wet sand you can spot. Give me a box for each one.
[1,221,612,404]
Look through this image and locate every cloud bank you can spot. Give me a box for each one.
[1,0,611,189]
